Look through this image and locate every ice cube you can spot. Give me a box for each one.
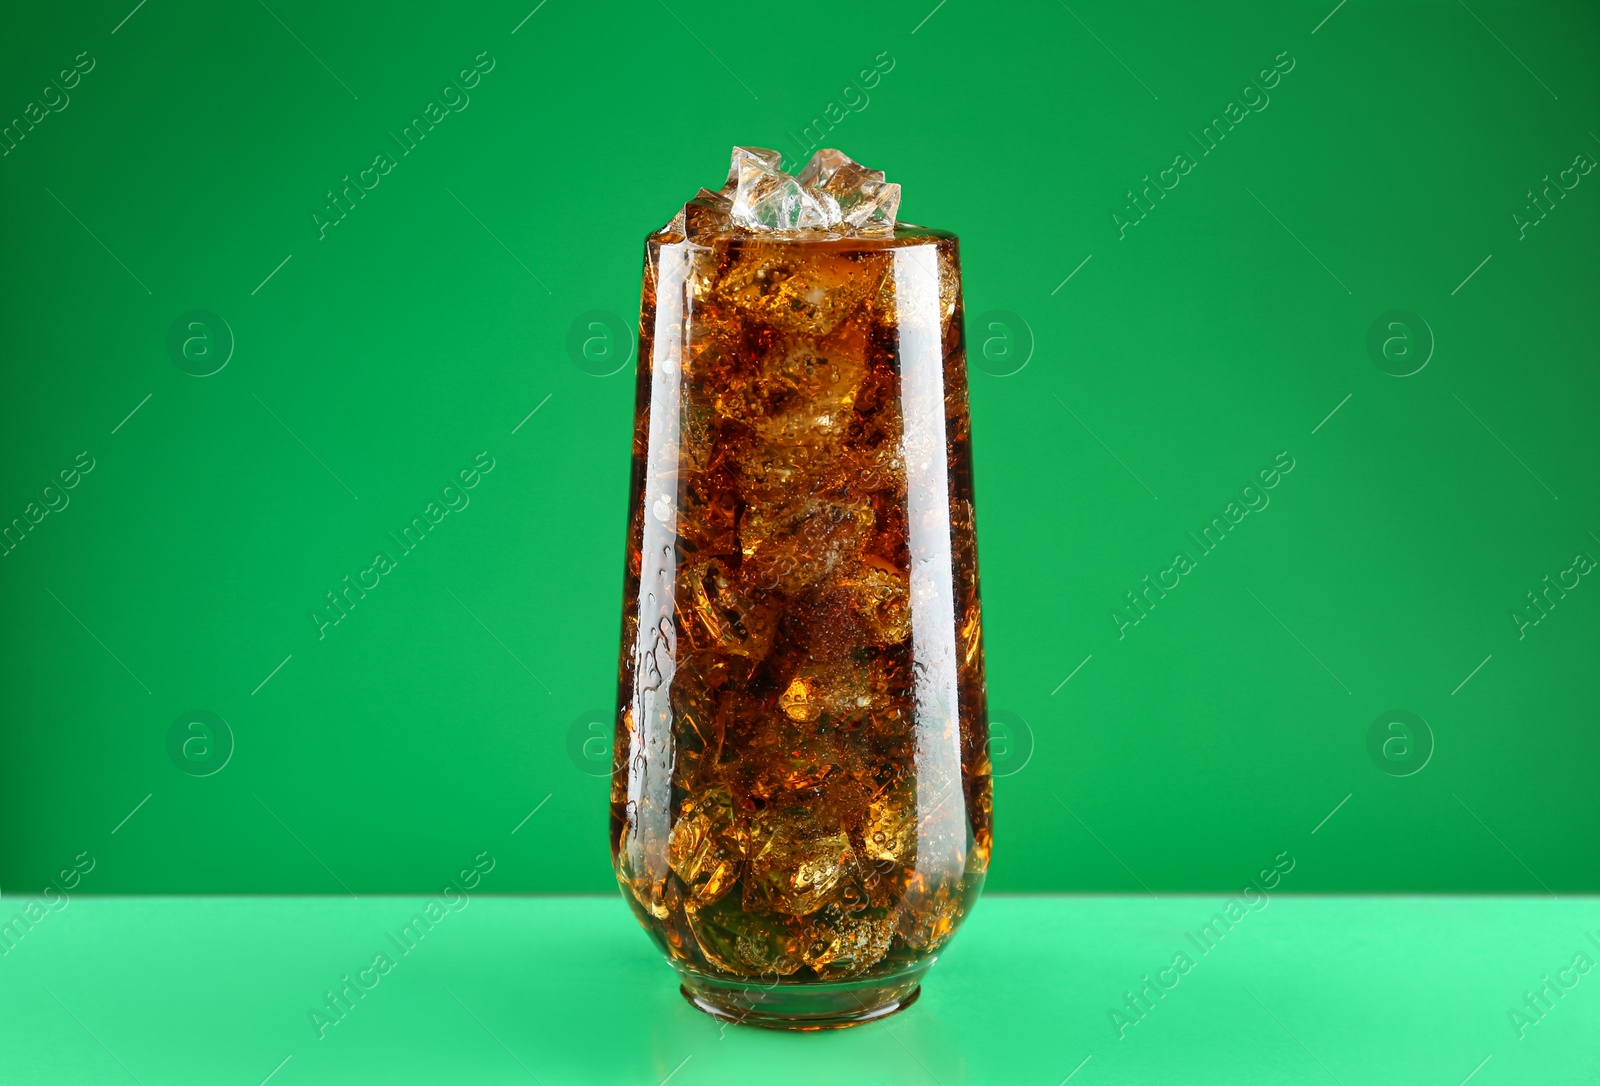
[746,809,857,915]
[801,902,895,978]
[730,147,834,232]
[659,147,903,239]
[796,148,901,236]
[668,787,742,908]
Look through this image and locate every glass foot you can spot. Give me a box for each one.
[677,963,928,1030]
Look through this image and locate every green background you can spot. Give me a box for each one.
[2,0,1597,899]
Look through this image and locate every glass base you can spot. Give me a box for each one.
[676,963,929,1030]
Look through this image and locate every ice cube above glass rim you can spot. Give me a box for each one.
[662,146,904,240]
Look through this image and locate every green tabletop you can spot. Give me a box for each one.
[2,894,1595,1083]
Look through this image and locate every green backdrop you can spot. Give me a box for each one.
[1,0,1595,897]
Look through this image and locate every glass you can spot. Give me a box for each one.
[610,215,990,1029]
